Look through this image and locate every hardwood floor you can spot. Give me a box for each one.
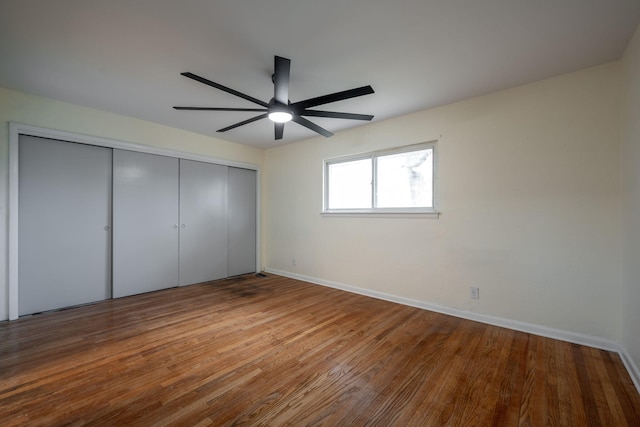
[1,274,639,426]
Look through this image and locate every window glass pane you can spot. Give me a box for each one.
[327,158,372,209]
[376,148,433,208]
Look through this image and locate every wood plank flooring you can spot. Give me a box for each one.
[1,274,639,426]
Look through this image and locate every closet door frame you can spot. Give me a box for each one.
[8,122,260,321]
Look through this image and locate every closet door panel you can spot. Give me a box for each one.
[228,167,257,277]
[113,150,179,298]
[179,160,228,286]
[18,136,112,315]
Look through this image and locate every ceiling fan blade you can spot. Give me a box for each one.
[275,122,285,140]
[174,107,267,112]
[181,72,269,108]
[293,116,334,138]
[217,113,268,133]
[300,110,374,121]
[292,85,375,109]
[274,56,291,105]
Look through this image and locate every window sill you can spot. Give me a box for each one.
[321,210,441,219]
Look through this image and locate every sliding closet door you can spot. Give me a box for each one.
[113,149,179,298]
[18,136,112,315]
[179,160,228,286]
[228,167,257,276]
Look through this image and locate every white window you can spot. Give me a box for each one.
[323,142,437,214]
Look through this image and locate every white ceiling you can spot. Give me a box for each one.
[1,1,639,148]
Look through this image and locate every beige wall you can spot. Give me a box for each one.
[0,86,264,321]
[0,57,630,351]
[621,24,640,373]
[264,62,622,340]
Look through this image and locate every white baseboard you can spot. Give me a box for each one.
[264,268,640,394]
[619,347,640,393]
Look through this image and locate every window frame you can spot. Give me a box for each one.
[322,141,439,216]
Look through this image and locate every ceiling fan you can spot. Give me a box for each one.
[173,56,375,140]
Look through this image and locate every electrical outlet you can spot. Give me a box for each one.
[470,286,480,299]
[292,258,296,267]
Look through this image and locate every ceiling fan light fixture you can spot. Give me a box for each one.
[174,56,374,140]
[268,110,293,123]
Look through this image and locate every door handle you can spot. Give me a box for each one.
[181,224,186,228]
[172,224,178,229]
